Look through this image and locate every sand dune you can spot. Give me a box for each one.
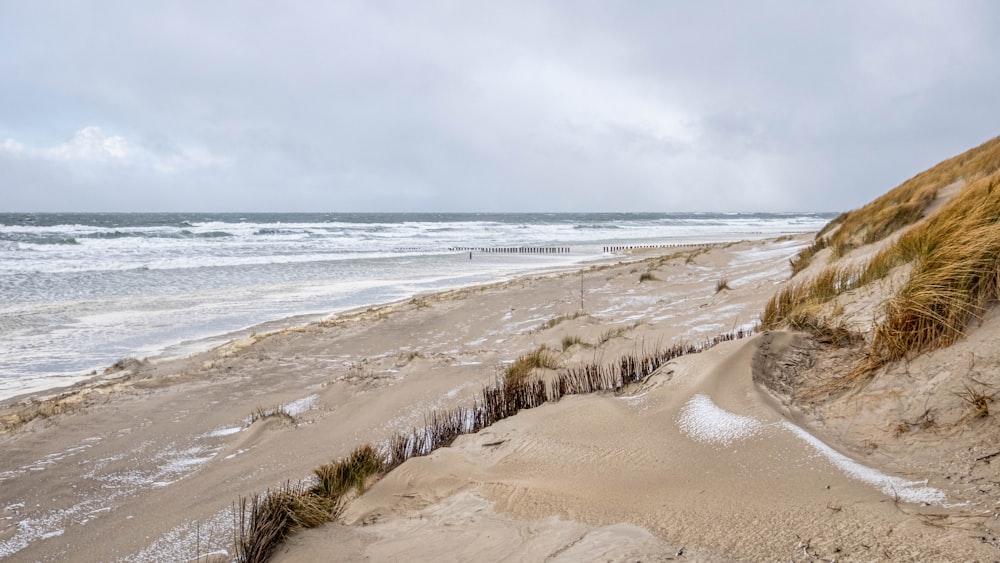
[276,335,987,561]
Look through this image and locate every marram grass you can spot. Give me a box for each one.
[764,135,1000,389]
[231,327,754,562]
[789,135,1000,274]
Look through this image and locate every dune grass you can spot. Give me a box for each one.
[764,135,1000,388]
[561,335,585,351]
[503,345,561,385]
[856,173,1000,378]
[234,482,342,563]
[248,405,292,425]
[760,265,864,330]
[789,236,829,276]
[231,327,755,562]
[536,311,583,332]
[598,322,641,345]
[787,135,1000,275]
[956,383,994,419]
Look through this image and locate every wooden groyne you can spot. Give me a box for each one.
[603,242,729,253]
[450,247,571,254]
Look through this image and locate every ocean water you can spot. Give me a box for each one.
[0,212,833,400]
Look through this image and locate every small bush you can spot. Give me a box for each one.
[638,272,659,283]
[715,279,730,293]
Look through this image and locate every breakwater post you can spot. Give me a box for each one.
[450,247,571,254]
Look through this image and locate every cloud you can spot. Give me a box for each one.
[1,126,229,174]
[0,1,998,212]
[47,126,131,162]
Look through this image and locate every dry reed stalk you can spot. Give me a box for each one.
[232,327,756,560]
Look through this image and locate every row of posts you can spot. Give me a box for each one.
[400,242,736,254]
[450,247,571,254]
[603,242,728,252]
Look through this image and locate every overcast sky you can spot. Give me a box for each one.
[1,2,997,213]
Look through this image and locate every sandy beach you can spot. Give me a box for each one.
[2,234,997,561]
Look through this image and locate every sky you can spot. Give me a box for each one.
[1,1,998,213]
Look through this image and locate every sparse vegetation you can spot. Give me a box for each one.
[248,405,292,425]
[234,480,343,562]
[232,327,755,562]
[561,335,585,351]
[638,272,659,283]
[105,356,144,374]
[956,383,994,419]
[597,323,639,346]
[785,312,863,348]
[684,248,707,265]
[789,236,829,276]
[536,311,583,332]
[715,278,731,293]
[398,350,422,363]
[503,346,561,384]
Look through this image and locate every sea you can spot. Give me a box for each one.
[0,212,835,401]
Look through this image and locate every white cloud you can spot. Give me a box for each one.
[1,138,26,155]
[1,126,230,174]
[47,126,131,162]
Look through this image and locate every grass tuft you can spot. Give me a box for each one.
[715,278,731,293]
[597,324,638,346]
[504,346,561,385]
[561,335,585,351]
[536,311,583,332]
[234,482,341,563]
[956,383,994,419]
[313,444,384,498]
[638,272,659,283]
[248,405,292,425]
[789,236,829,276]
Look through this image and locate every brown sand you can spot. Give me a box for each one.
[1,236,995,561]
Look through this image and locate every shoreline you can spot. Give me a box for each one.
[0,241,703,407]
[2,209,832,402]
[0,252,605,405]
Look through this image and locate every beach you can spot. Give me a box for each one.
[1,234,995,561]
